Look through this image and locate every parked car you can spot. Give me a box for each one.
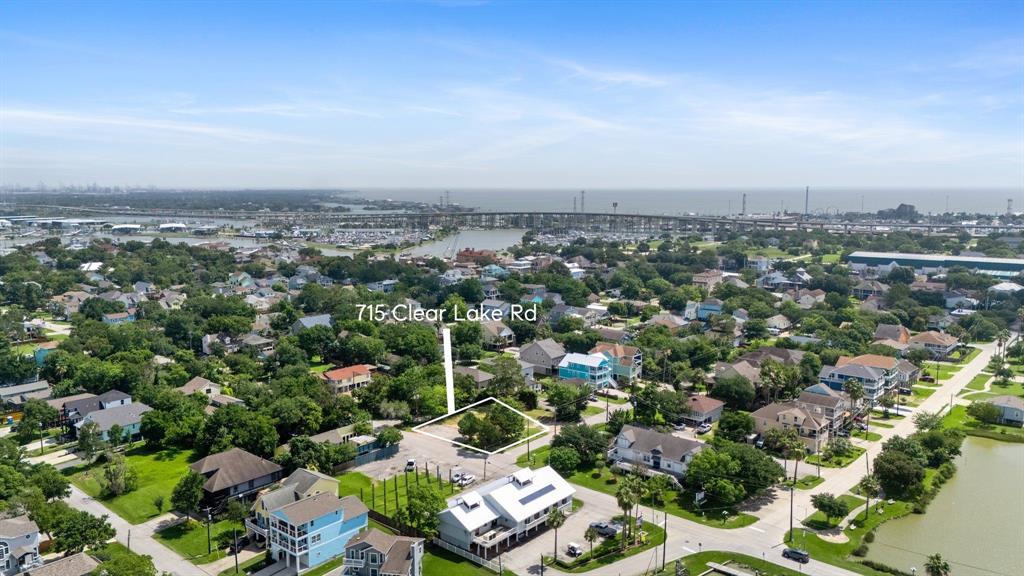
[452,469,464,483]
[856,422,869,431]
[696,423,713,434]
[457,474,476,487]
[566,543,583,558]
[782,548,810,563]
[228,535,251,555]
[588,521,619,538]
[673,422,687,431]
[754,435,765,448]
[837,430,850,437]
[405,459,416,472]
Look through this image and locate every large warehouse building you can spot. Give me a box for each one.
[847,251,1024,278]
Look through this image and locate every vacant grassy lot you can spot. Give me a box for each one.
[67,447,195,524]
[653,551,806,576]
[805,446,866,469]
[423,546,517,576]
[942,404,1024,443]
[156,519,243,564]
[783,475,824,490]
[337,470,460,516]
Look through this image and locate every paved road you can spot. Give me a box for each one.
[67,486,212,576]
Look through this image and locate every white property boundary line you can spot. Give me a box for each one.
[411,396,549,456]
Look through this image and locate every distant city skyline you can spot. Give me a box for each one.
[1,1,1022,189]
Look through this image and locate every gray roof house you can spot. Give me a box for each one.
[990,395,1024,426]
[609,424,705,479]
[0,515,42,575]
[290,314,332,335]
[75,402,152,442]
[189,447,284,504]
[22,552,99,576]
[518,338,566,376]
[345,529,425,576]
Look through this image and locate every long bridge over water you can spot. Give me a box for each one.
[10,203,1010,235]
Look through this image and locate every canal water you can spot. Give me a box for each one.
[865,437,1024,576]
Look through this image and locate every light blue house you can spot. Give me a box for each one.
[269,493,368,573]
[481,264,508,279]
[558,352,613,389]
[33,341,59,366]
[696,298,723,321]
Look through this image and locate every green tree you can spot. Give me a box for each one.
[101,453,138,496]
[547,446,581,476]
[546,381,588,422]
[966,401,1001,424]
[92,549,158,576]
[376,427,403,447]
[551,424,606,466]
[873,449,925,499]
[395,484,446,537]
[77,421,105,460]
[810,492,849,524]
[52,509,116,554]
[583,526,598,559]
[29,463,71,500]
[15,398,58,445]
[547,508,567,561]
[171,471,205,521]
[913,410,943,431]
[924,553,951,576]
[857,475,880,518]
[716,411,755,442]
[710,375,755,410]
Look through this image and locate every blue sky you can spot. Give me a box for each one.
[1,1,1022,189]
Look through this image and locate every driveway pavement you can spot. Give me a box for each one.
[67,486,211,576]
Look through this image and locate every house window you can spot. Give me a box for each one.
[370,570,378,576]
[369,552,378,564]
[310,533,321,545]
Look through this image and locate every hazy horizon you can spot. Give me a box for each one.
[2,1,1022,189]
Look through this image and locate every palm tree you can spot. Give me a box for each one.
[547,508,566,562]
[857,475,880,519]
[583,526,598,559]
[615,477,640,548]
[925,553,951,576]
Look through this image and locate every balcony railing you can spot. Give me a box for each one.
[344,558,365,568]
[245,518,267,537]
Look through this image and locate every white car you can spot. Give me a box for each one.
[404,459,416,472]
[696,423,713,434]
[457,474,476,487]
[673,423,687,431]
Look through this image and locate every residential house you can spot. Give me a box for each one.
[558,353,613,389]
[75,402,152,441]
[645,312,687,333]
[48,290,92,318]
[0,515,42,575]
[594,326,629,343]
[765,314,793,335]
[157,290,188,310]
[344,529,424,576]
[818,354,900,403]
[943,290,978,311]
[366,279,399,293]
[481,264,508,279]
[480,320,515,350]
[785,288,826,310]
[437,466,574,560]
[269,493,368,574]
[61,390,131,427]
[454,366,495,389]
[908,331,959,359]
[713,347,805,388]
[480,299,512,318]
[609,424,705,479]
[989,395,1024,426]
[189,447,284,504]
[319,365,375,395]
[291,314,333,335]
[692,270,724,293]
[589,342,642,384]
[751,401,829,452]
[684,396,725,425]
[228,271,255,288]
[518,338,566,376]
[797,384,852,434]
[101,310,136,325]
[873,324,911,346]
[696,298,723,321]
[548,304,605,328]
[0,381,51,409]
[893,360,921,393]
[22,552,99,576]
[456,248,497,264]
[852,280,890,300]
[247,468,340,545]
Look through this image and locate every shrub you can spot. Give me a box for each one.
[863,531,875,543]
[852,544,869,557]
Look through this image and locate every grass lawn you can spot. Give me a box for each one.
[156,519,243,564]
[597,394,629,405]
[302,557,345,576]
[67,446,195,524]
[518,446,755,528]
[912,386,937,399]
[805,446,865,469]
[525,408,553,420]
[783,475,824,490]
[965,373,993,391]
[941,404,1024,443]
[801,494,865,530]
[784,500,913,576]
[746,247,791,258]
[953,346,982,364]
[984,378,1024,397]
[336,471,460,516]
[91,542,146,566]
[549,519,665,573]
[852,430,883,442]
[868,421,894,429]
[423,545,517,576]
[871,410,904,420]
[582,405,604,417]
[653,551,807,576]
[930,363,962,381]
[309,363,331,373]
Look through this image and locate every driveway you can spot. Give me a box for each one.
[67,486,211,576]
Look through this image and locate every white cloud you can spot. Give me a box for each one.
[550,58,670,88]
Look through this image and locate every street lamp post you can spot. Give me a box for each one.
[39,422,44,453]
[204,507,212,554]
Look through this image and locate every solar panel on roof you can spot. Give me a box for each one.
[519,484,555,506]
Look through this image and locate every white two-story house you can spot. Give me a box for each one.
[0,516,42,575]
[609,425,705,479]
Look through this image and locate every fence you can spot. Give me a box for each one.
[430,537,502,573]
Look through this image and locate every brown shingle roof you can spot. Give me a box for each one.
[23,552,99,576]
[190,448,282,493]
[687,395,724,414]
[276,492,344,526]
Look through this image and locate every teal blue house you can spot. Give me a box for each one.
[269,493,368,573]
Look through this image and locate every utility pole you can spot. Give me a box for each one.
[741,193,747,216]
[233,528,239,574]
[804,185,810,217]
[788,485,794,542]
[580,190,586,213]
[204,507,212,554]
